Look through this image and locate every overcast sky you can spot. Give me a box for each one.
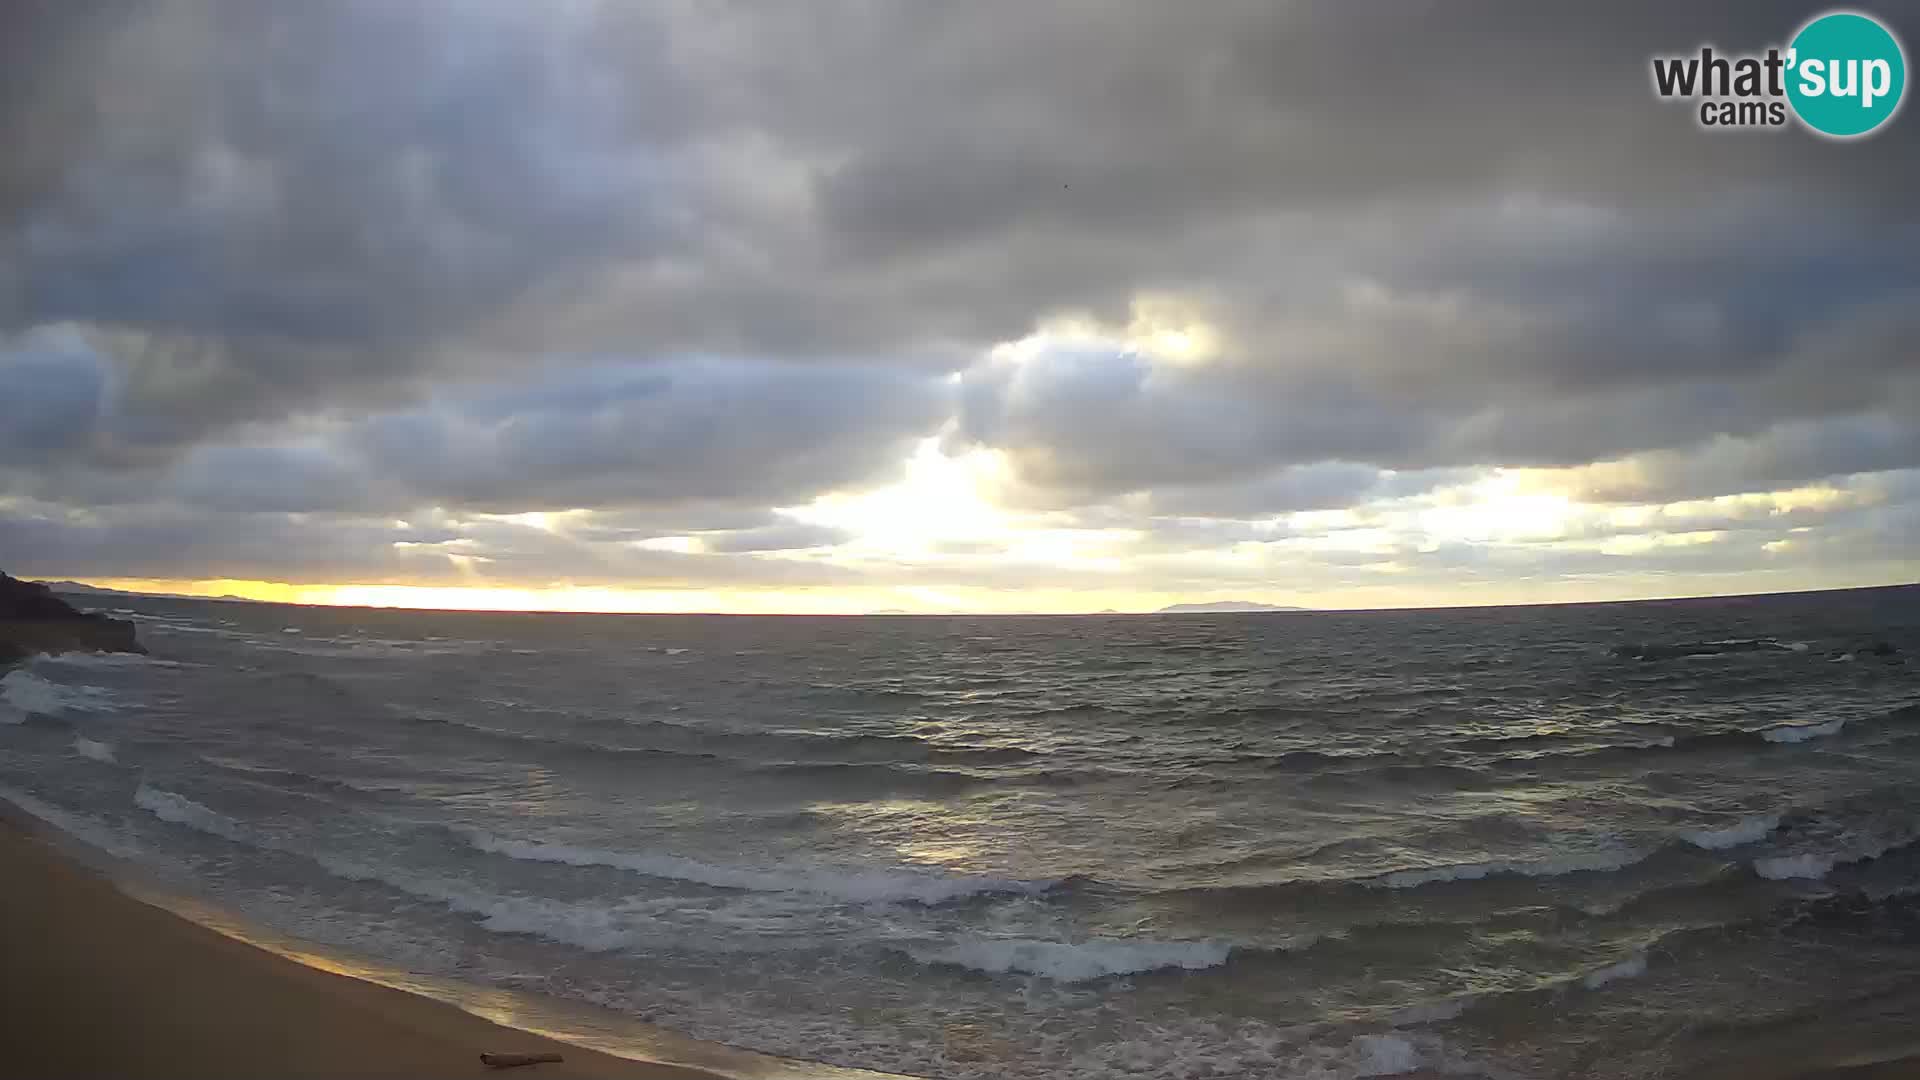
[3,0,1916,612]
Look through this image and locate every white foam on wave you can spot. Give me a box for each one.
[907,936,1233,982]
[72,736,117,763]
[1753,853,1835,880]
[1,669,114,719]
[148,623,247,638]
[1762,718,1848,743]
[1276,1031,1464,1080]
[35,651,183,670]
[464,831,1053,904]
[316,855,671,953]
[1751,826,1917,881]
[1581,952,1648,989]
[1685,813,1781,850]
[134,783,250,844]
[1367,847,1645,889]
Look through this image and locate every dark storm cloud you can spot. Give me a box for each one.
[3,354,949,518]
[343,359,949,513]
[0,328,109,464]
[4,0,1918,585]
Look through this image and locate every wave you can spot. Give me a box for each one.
[1364,848,1650,890]
[464,831,1057,904]
[1610,638,1800,662]
[0,784,142,859]
[1,670,114,719]
[1236,702,1918,783]
[33,651,185,670]
[749,728,1042,767]
[1752,827,1920,882]
[1762,718,1848,743]
[1684,813,1782,850]
[1580,951,1649,989]
[197,756,387,798]
[422,710,1041,777]
[313,855,672,954]
[904,936,1234,982]
[72,736,117,763]
[1385,995,1477,1026]
[134,783,250,843]
[145,620,246,635]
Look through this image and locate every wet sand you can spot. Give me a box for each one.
[0,815,722,1079]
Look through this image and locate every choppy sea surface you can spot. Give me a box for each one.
[3,585,1918,1079]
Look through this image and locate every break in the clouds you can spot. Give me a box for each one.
[1,0,1916,609]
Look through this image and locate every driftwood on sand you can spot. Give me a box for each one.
[480,1052,566,1069]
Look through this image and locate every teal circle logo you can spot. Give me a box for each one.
[1787,11,1907,138]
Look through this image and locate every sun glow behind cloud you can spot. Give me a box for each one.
[68,450,1913,613]
[36,327,1915,615]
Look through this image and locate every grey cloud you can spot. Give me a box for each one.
[7,357,949,554]
[5,0,1920,590]
[0,499,869,589]
[0,328,109,463]
[166,443,388,514]
[1559,415,1920,504]
[347,359,949,513]
[701,521,853,554]
[1140,465,1471,520]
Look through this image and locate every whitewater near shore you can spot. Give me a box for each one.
[1,584,1917,1078]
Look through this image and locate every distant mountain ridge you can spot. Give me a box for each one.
[39,580,252,603]
[1154,601,1309,614]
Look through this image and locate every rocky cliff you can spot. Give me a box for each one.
[0,572,145,665]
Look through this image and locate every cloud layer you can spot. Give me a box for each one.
[3,1,1916,607]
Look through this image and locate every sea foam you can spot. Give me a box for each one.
[1581,952,1649,990]
[1751,829,1915,881]
[1761,718,1848,743]
[134,784,250,843]
[1,670,114,719]
[35,651,183,669]
[72,736,117,763]
[1684,813,1781,850]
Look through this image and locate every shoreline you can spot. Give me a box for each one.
[0,807,892,1080]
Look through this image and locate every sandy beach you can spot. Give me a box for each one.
[0,814,721,1080]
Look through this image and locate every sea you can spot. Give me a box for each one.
[2,584,1917,1080]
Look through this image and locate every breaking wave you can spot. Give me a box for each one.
[72,736,117,763]
[1,670,114,719]
[1685,813,1782,850]
[134,784,250,844]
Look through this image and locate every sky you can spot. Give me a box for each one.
[2,1,1917,614]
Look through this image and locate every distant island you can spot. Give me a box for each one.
[1154,601,1309,614]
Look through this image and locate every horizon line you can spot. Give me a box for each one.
[39,577,1918,619]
